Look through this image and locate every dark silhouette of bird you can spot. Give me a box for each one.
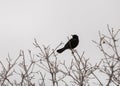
[57,35,79,53]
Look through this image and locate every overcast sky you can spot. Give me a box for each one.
[0,0,120,61]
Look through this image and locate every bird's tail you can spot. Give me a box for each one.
[57,48,65,53]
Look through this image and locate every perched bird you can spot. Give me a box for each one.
[57,35,79,53]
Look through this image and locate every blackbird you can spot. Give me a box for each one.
[57,35,79,53]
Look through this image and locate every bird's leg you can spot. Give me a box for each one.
[71,49,74,54]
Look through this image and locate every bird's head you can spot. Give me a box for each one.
[72,34,78,39]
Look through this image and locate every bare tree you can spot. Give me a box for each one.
[93,25,120,86]
[33,39,63,86]
[0,26,120,86]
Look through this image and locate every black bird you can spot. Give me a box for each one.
[57,35,79,53]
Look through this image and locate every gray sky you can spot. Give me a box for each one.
[0,0,120,61]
